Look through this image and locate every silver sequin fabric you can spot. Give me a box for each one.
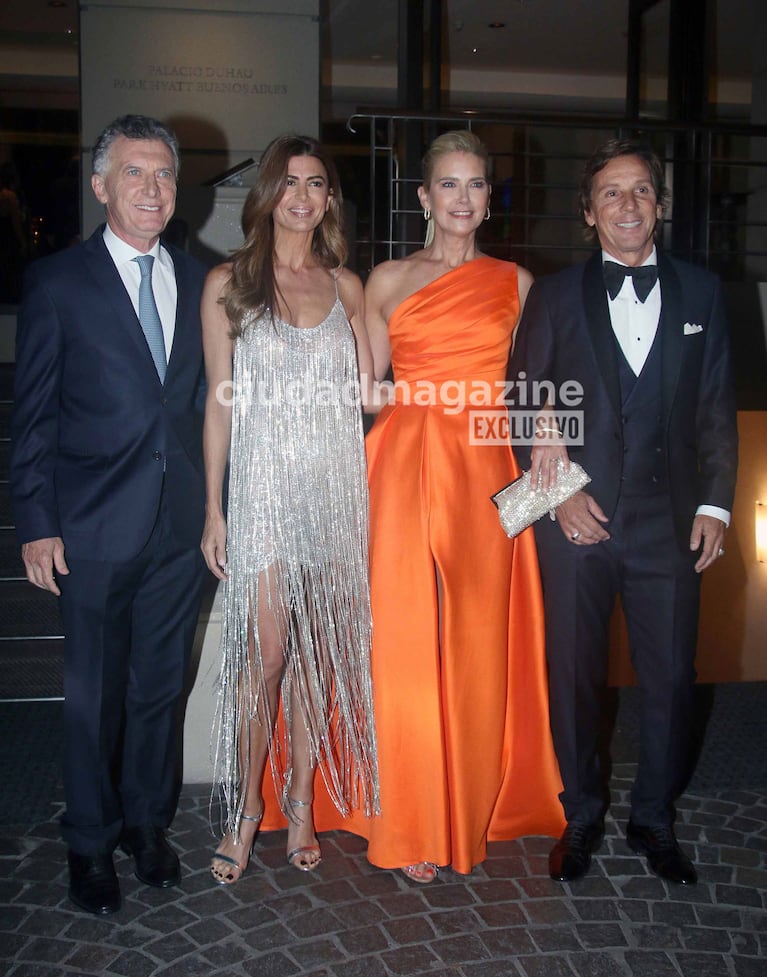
[492,459,591,538]
[212,296,380,836]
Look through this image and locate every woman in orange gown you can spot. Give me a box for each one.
[346,130,564,880]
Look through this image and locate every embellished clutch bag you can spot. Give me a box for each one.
[491,460,591,539]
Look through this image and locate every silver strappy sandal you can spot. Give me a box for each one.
[285,796,322,872]
[210,811,263,885]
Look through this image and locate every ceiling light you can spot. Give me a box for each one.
[488,23,506,29]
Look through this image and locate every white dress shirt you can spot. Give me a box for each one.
[604,247,660,376]
[602,246,730,528]
[102,224,177,360]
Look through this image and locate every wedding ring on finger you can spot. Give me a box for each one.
[571,531,581,541]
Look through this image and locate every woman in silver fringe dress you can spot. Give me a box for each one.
[201,134,379,884]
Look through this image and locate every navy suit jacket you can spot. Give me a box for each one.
[10,226,207,562]
[511,251,738,550]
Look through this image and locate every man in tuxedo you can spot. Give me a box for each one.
[510,139,737,885]
[10,115,207,914]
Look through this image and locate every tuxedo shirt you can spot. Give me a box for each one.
[605,247,660,375]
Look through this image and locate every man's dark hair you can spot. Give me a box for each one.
[578,138,669,240]
[92,115,180,177]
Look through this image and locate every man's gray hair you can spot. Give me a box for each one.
[92,115,180,177]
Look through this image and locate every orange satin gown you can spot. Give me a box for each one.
[257,257,564,873]
[351,256,563,872]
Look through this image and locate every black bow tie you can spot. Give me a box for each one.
[603,261,658,302]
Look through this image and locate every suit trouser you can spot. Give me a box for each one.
[57,491,205,855]
[535,491,701,827]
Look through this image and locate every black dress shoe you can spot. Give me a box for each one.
[549,821,605,882]
[626,821,697,884]
[68,850,121,915]
[120,826,180,888]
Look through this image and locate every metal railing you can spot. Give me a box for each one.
[345,110,767,283]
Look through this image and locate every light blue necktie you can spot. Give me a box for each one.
[134,254,167,382]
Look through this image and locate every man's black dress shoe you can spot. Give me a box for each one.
[68,850,121,915]
[626,821,697,884]
[120,826,180,888]
[549,821,605,882]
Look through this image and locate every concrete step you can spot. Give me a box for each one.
[0,579,63,639]
[0,637,64,699]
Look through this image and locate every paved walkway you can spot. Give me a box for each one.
[1,762,765,977]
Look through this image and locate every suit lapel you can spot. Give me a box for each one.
[657,253,684,424]
[582,252,622,421]
[166,247,185,381]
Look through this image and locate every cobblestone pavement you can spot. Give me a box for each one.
[1,762,765,977]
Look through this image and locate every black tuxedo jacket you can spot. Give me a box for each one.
[10,227,207,561]
[511,251,738,549]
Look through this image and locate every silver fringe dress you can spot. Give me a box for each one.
[212,294,380,835]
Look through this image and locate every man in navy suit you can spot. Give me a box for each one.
[10,115,207,914]
[511,139,738,885]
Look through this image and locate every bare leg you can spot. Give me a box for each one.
[211,568,286,883]
[285,684,321,871]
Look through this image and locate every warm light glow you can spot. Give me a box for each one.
[757,502,767,563]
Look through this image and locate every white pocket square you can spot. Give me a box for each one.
[683,322,703,335]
